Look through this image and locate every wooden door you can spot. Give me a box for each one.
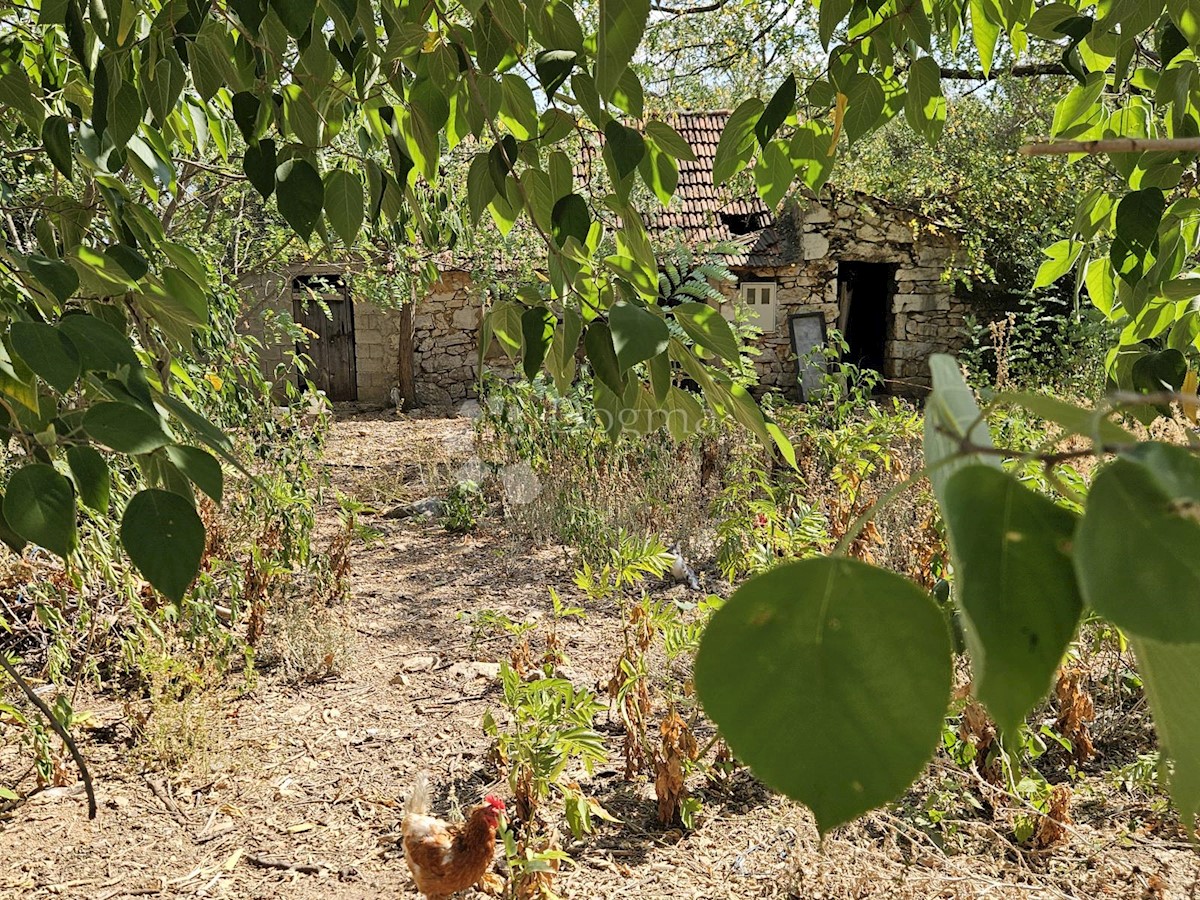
[292,274,358,401]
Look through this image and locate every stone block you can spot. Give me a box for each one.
[803,233,830,260]
[893,293,950,313]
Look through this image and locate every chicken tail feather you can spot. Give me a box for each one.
[405,772,432,819]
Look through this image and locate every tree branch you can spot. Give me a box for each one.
[650,0,731,15]
[939,62,1071,80]
[1020,137,1200,156]
[0,655,97,819]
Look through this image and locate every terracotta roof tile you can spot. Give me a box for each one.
[646,111,799,267]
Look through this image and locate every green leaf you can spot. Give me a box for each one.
[613,68,644,118]
[551,193,590,248]
[1033,239,1084,289]
[275,158,324,240]
[604,253,658,301]
[584,322,625,396]
[844,73,885,146]
[942,466,1083,736]
[83,401,171,454]
[1085,257,1117,316]
[754,139,793,209]
[712,98,763,185]
[159,394,233,454]
[695,557,952,835]
[1129,635,1200,831]
[42,115,72,179]
[546,308,583,393]
[1111,187,1165,285]
[970,0,1001,75]
[1051,72,1105,136]
[664,385,703,442]
[534,49,576,99]
[322,167,364,245]
[597,0,650,100]
[66,445,111,512]
[269,0,316,38]
[103,244,149,281]
[4,464,77,558]
[58,313,139,372]
[164,445,223,504]
[593,378,626,440]
[924,353,1000,508]
[904,57,946,145]
[243,139,277,199]
[121,489,205,602]
[9,322,81,394]
[604,120,645,180]
[473,6,511,74]
[638,141,679,206]
[818,0,851,48]
[1132,348,1187,396]
[500,74,539,139]
[0,494,27,554]
[467,153,497,226]
[1167,0,1200,43]
[994,391,1135,444]
[609,301,669,371]
[521,307,556,381]
[644,120,696,161]
[1076,444,1200,643]
[756,74,796,148]
[672,302,740,362]
[25,255,79,303]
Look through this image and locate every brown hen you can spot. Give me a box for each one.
[402,774,506,899]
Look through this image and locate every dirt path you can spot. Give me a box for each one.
[1,411,1198,899]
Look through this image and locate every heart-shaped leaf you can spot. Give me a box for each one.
[696,557,952,834]
[121,489,205,602]
[4,464,77,558]
[275,158,324,240]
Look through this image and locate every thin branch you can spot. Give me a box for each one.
[939,62,1070,80]
[650,0,731,14]
[0,655,97,819]
[1021,137,1200,156]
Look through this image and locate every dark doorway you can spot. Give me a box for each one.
[836,261,895,378]
[292,273,358,401]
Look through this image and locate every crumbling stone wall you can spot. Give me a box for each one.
[243,191,962,406]
[720,193,963,395]
[411,270,483,406]
[241,265,492,407]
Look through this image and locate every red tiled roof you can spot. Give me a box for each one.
[647,111,799,268]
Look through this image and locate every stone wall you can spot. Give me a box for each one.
[243,192,963,405]
[720,194,964,394]
[240,265,492,407]
[411,270,483,406]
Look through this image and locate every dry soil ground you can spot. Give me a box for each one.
[1,410,1198,899]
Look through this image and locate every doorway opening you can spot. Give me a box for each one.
[836,261,895,380]
[292,273,358,402]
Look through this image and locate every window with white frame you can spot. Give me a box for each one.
[739,281,778,332]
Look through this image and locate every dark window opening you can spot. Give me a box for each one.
[836,261,895,383]
[720,211,770,235]
[293,273,346,294]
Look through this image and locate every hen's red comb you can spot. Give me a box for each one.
[484,795,506,810]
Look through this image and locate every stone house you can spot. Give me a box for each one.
[243,111,963,406]
[660,112,964,395]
